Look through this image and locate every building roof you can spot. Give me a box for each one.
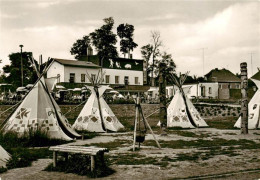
[53,58,100,68]
[205,68,241,83]
[251,70,260,80]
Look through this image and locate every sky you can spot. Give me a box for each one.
[0,0,259,77]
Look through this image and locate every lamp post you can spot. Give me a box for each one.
[19,44,23,87]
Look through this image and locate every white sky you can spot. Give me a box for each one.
[0,0,259,77]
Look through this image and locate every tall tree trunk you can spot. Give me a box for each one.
[159,62,167,135]
[240,62,248,134]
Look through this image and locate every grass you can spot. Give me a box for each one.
[109,153,169,167]
[0,129,68,149]
[143,138,260,150]
[44,154,115,178]
[205,117,238,129]
[0,129,68,172]
[167,130,211,138]
[6,148,51,170]
[86,139,132,150]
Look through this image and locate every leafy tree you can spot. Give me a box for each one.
[3,52,38,88]
[90,17,118,61]
[70,36,91,60]
[117,23,138,58]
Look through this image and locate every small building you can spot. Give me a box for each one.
[204,68,241,99]
[47,58,101,86]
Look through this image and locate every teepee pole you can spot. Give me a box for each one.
[133,97,139,151]
[95,87,106,132]
[139,103,161,149]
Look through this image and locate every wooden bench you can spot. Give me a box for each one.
[49,145,109,172]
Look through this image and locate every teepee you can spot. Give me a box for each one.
[73,71,124,132]
[0,58,81,140]
[0,145,10,168]
[164,73,208,128]
[234,71,260,129]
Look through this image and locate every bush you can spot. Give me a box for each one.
[0,128,68,149]
[6,148,51,169]
[44,154,115,178]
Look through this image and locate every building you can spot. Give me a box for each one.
[82,55,149,93]
[204,68,241,99]
[47,58,101,87]
[47,57,149,93]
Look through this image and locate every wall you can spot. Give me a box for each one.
[64,66,99,83]
[47,61,65,82]
[103,68,143,85]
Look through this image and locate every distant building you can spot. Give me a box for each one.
[204,68,241,99]
[47,56,149,93]
[47,58,101,85]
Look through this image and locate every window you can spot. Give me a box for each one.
[124,76,129,85]
[91,74,96,82]
[135,77,139,84]
[115,76,119,84]
[57,74,60,83]
[105,75,110,84]
[209,87,212,94]
[69,73,75,83]
[81,74,85,83]
[236,84,240,89]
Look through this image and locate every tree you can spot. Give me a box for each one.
[70,35,91,60]
[90,17,118,61]
[3,52,38,88]
[117,23,138,58]
[141,31,162,86]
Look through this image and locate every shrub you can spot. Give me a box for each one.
[44,154,115,178]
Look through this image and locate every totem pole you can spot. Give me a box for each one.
[159,62,167,135]
[240,62,248,134]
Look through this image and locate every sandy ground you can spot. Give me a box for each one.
[1,128,260,180]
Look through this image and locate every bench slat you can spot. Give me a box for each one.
[49,145,109,155]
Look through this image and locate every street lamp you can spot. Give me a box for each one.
[19,44,23,87]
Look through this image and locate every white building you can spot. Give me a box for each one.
[147,82,218,99]
[47,58,101,84]
[47,58,145,90]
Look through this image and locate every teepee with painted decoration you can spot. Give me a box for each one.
[73,71,124,132]
[164,73,208,128]
[0,58,81,140]
[0,145,11,168]
[234,70,260,129]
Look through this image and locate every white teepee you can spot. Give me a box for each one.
[158,73,208,128]
[234,78,260,129]
[167,86,208,128]
[0,145,11,168]
[73,85,124,132]
[1,76,81,140]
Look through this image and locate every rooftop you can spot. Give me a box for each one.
[205,68,241,83]
[53,58,100,68]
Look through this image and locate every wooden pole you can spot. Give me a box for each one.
[133,97,139,151]
[159,62,167,135]
[53,151,57,167]
[240,62,248,134]
[140,108,161,149]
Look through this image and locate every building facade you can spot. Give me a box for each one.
[47,57,146,92]
[205,68,241,99]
